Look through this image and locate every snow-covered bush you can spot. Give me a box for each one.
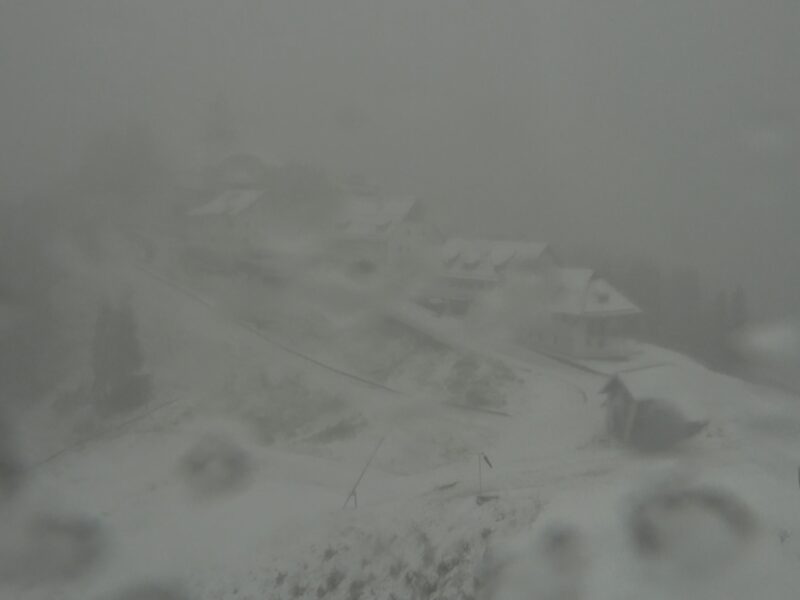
[445,356,518,410]
[268,494,544,600]
[178,434,252,498]
[245,374,346,445]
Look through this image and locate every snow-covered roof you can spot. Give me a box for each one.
[187,189,264,217]
[441,238,553,281]
[603,365,709,421]
[336,196,420,238]
[422,279,487,302]
[548,268,640,317]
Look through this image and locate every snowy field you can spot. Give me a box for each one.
[5,237,800,600]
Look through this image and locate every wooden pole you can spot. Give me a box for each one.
[343,436,385,509]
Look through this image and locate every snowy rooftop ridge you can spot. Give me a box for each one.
[440,238,554,280]
[549,268,641,317]
[602,364,711,421]
[336,195,420,237]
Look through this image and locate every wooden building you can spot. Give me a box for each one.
[601,367,709,451]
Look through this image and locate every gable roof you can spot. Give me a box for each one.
[336,196,420,238]
[187,189,264,217]
[441,238,554,281]
[602,365,708,422]
[548,268,640,317]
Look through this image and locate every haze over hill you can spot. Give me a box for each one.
[2,6,800,596]
[2,0,799,316]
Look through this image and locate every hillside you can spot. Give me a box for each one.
[5,234,800,600]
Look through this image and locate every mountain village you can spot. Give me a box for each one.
[2,147,799,600]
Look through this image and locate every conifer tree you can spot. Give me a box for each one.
[92,298,150,414]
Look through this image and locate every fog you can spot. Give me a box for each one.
[3,2,800,599]
[2,0,798,315]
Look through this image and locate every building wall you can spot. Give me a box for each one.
[572,319,599,357]
[567,318,635,359]
[387,221,440,268]
[538,249,559,270]
[604,383,636,441]
[183,193,272,257]
[333,238,388,272]
[525,315,636,359]
[524,314,577,356]
[506,249,558,277]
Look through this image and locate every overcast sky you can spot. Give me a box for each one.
[1,0,798,316]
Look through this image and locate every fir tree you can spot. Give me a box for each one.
[92,298,150,414]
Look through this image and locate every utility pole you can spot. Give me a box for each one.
[343,436,385,509]
[477,452,493,497]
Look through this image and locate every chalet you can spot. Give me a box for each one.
[422,238,559,314]
[525,268,642,360]
[421,240,642,359]
[183,187,270,255]
[332,196,442,275]
[180,153,275,256]
[601,366,709,451]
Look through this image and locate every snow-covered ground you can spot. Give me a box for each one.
[6,236,800,599]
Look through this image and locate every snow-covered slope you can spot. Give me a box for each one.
[7,237,800,600]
